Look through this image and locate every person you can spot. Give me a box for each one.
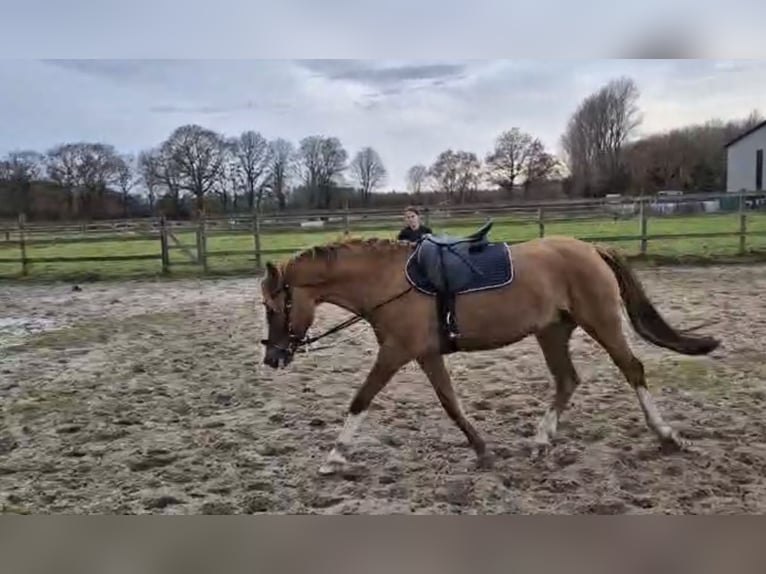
[397,206,432,242]
[396,205,457,344]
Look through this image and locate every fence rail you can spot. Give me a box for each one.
[2,191,766,279]
[3,190,763,232]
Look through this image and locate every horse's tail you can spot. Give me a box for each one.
[595,245,720,356]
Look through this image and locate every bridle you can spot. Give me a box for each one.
[260,281,413,355]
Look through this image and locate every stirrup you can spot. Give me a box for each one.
[446,321,459,339]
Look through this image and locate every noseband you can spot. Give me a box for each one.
[260,282,304,355]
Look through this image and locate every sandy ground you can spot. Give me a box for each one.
[1,264,766,514]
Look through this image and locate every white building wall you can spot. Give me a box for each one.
[727,125,766,191]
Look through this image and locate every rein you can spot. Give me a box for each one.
[262,282,414,354]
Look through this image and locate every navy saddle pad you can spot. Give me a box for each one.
[405,240,515,296]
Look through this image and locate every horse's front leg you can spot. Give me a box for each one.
[318,343,410,475]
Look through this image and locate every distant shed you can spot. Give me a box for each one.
[725,120,766,192]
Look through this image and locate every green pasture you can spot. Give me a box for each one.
[2,211,766,281]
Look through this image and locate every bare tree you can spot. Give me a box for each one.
[350,146,387,204]
[268,138,294,210]
[1,150,43,216]
[561,76,642,196]
[116,154,137,217]
[137,149,164,215]
[46,142,123,218]
[296,135,348,209]
[211,150,239,213]
[161,124,226,213]
[485,128,536,192]
[429,149,482,203]
[429,150,460,198]
[80,143,124,218]
[406,164,428,195]
[230,130,272,211]
[138,146,188,216]
[454,151,483,203]
[46,143,83,216]
[522,140,562,196]
[622,108,765,194]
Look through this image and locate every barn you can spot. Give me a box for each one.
[725,120,766,192]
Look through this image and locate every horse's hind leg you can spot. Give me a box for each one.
[579,305,690,451]
[533,315,580,456]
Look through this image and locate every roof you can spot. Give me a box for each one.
[724,120,766,148]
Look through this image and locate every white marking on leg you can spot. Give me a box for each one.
[318,411,367,475]
[636,386,672,439]
[322,448,347,467]
[338,411,366,445]
[534,408,558,446]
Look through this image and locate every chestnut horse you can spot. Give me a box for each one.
[260,234,719,476]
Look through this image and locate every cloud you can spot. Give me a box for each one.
[148,101,295,116]
[44,59,174,81]
[297,60,468,87]
[0,59,764,191]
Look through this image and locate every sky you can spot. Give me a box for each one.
[0,1,764,191]
[1,59,764,191]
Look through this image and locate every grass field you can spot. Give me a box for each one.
[2,211,766,281]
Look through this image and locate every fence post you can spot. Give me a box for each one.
[537,207,545,238]
[343,199,350,236]
[253,209,262,272]
[639,198,648,255]
[738,191,747,255]
[196,209,207,273]
[18,213,28,276]
[159,215,170,274]
[198,212,208,273]
[195,214,202,265]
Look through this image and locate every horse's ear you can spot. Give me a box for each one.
[264,261,281,289]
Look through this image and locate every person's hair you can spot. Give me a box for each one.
[404,206,420,216]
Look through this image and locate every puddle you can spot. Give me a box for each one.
[0,317,57,348]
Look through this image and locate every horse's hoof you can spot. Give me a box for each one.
[660,431,694,454]
[530,442,549,462]
[319,447,349,476]
[318,461,345,476]
[477,451,496,470]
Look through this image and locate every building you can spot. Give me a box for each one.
[725,120,766,192]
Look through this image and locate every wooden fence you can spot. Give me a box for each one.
[2,191,766,278]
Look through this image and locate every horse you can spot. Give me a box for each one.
[259,229,719,476]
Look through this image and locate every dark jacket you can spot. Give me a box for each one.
[397,225,433,242]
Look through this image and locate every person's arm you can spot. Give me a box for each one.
[397,228,407,240]
[422,225,433,235]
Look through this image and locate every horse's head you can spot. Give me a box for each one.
[260,261,317,369]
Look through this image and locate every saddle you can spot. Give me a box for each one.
[404,219,514,354]
[414,220,493,294]
[422,220,493,248]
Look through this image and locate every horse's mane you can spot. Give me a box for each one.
[281,237,410,271]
